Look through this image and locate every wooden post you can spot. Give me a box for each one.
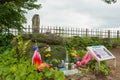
[40,26,43,33]
[76,28,78,36]
[108,30,110,42]
[28,25,30,34]
[53,26,55,34]
[68,27,69,37]
[59,27,61,36]
[61,27,64,36]
[71,27,72,37]
[108,30,110,39]
[117,30,119,39]
[86,28,88,37]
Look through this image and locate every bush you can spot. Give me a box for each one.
[21,34,32,40]
[0,33,14,53]
[0,33,14,46]
[51,45,66,60]
[64,36,112,50]
[87,60,110,75]
[0,35,65,80]
[0,49,65,80]
[22,33,63,45]
[111,38,120,48]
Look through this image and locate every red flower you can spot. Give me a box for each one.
[38,63,50,71]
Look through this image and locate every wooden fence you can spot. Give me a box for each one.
[9,26,120,38]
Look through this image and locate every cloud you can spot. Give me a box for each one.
[25,0,120,28]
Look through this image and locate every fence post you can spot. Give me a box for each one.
[86,28,88,37]
[70,27,72,37]
[58,27,61,36]
[28,25,30,34]
[108,30,110,39]
[117,30,119,39]
[108,30,111,43]
[40,26,42,33]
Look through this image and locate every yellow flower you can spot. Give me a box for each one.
[45,49,51,52]
[71,52,77,57]
[45,47,51,52]
[45,53,51,57]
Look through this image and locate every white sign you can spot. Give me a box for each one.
[87,46,115,61]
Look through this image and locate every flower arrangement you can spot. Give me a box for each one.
[44,45,51,63]
[45,45,51,57]
[70,48,77,57]
[68,47,78,63]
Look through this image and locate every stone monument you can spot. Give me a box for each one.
[32,14,40,33]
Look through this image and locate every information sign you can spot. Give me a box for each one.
[87,46,115,61]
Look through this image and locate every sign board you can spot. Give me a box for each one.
[87,46,116,61]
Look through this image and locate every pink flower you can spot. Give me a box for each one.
[76,52,92,67]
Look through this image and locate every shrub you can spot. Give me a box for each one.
[11,35,31,60]
[51,45,66,60]
[111,38,120,48]
[0,33,14,53]
[87,60,110,75]
[22,33,63,45]
[64,36,112,50]
[21,34,32,40]
[0,35,65,80]
[0,49,65,80]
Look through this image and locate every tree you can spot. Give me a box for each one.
[103,0,117,4]
[0,0,41,33]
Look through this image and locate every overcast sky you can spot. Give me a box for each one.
[25,0,120,29]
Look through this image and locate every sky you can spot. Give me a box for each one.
[25,0,120,29]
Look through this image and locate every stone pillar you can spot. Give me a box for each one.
[32,14,40,33]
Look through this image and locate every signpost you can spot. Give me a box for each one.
[87,46,116,68]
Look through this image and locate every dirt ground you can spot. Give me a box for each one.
[94,47,120,80]
[109,47,120,80]
[90,47,120,80]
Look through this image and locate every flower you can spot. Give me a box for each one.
[45,46,51,52]
[45,53,51,57]
[70,49,77,57]
[71,52,77,57]
[45,45,51,57]
[38,63,50,71]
